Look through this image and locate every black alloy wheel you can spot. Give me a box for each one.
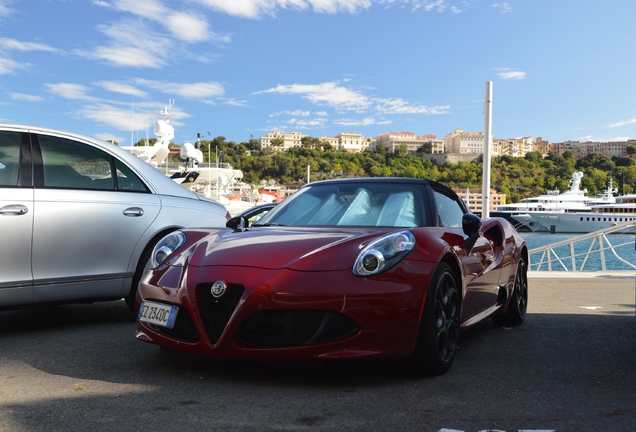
[494,256,528,326]
[411,262,460,375]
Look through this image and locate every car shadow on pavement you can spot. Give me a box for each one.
[1,302,635,432]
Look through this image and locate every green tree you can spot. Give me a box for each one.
[270,137,285,148]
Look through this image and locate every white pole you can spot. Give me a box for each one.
[307,165,310,184]
[466,187,470,210]
[482,81,493,219]
[131,99,134,146]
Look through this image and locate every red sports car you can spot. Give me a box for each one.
[136,178,528,374]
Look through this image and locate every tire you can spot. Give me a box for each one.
[493,255,528,326]
[410,262,460,375]
[125,231,173,312]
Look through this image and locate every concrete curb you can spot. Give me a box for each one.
[529,271,636,279]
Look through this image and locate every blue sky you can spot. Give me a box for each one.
[1,0,635,146]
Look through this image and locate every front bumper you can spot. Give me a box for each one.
[136,260,434,361]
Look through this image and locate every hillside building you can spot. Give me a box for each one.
[372,132,443,154]
[320,132,370,153]
[550,140,636,158]
[453,188,506,214]
[259,131,307,151]
[444,129,484,154]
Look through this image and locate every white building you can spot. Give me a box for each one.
[444,129,484,154]
[446,129,535,158]
[259,131,307,151]
[372,132,443,154]
[493,137,534,157]
[320,132,370,152]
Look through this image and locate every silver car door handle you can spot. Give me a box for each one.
[0,204,29,215]
[123,207,144,217]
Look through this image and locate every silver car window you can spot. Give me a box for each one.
[38,135,149,192]
[0,132,20,186]
[40,135,114,190]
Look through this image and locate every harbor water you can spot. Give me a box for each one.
[519,231,636,272]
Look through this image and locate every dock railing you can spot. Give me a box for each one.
[528,221,636,272]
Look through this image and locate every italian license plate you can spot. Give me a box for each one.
[138,301,178,329]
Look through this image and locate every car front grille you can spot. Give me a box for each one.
[198,283,245,345]
[238,309,359,348]
[146,305,200,342]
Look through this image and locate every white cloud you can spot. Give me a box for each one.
[374,97,450,114]
[83,1,229,69]
[76,20,172,67]
[10,92,44,102]
[334,117,391,126]
[166,12,211,43]
[90,45,161,68]
[0,38,59,52]
[412,0,448,13]
[608,118,636,128]
[309,0,373,14]
[255,82,372,112]
[497,70,526,80]
[0,38,58,74]
[0,57,27,74]
[96,0,228,43]
[270,110,312,117]
[287,117,327,127]
[75,102,191,132]
[45,83,96,100]
[135,79,225,98]
[256,80,449,115]
[0,0,14,17]
[197,0,373,19]
[491,2,512,13]
[220,98,250,107]
[96,81,148,97]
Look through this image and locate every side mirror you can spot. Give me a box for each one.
[226,216,249,231]
[462,213,482,252]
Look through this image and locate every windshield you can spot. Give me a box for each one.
[256,182,428,227]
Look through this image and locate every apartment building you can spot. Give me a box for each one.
[372,132,444,154]
[534,137,550,155]
[320,132,370,153]
[493,137,534,157]
[259,131,307,151]
[550,140,636,158]
[453,188,506,214]
[444,129,484,154]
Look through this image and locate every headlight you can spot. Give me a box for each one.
[151,231,187,268]
[353,230,416,277]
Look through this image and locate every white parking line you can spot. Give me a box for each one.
[438,429,556,432]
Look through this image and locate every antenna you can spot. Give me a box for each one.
[161,99,175,122]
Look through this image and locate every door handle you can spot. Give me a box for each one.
[0,204,29,215]
[123,207,144,217]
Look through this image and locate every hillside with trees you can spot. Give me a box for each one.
[135,136,636,203]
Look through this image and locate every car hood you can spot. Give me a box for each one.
[185,227,397,272]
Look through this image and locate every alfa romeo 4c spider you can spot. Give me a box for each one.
[136,178,528,375]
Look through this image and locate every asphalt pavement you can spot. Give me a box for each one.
[0,273,634,432]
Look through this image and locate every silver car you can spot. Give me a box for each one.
[0,124,229,311]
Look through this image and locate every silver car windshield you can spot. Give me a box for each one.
[257,183,428,227]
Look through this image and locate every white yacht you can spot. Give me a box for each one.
[528,193,636,233]
[491,172,616,231]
